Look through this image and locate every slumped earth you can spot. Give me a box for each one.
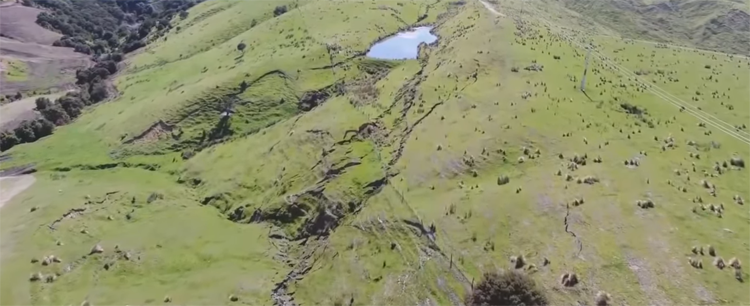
[0,0,748,305]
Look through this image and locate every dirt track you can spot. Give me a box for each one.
[0,174,35,209]
[0,2,91,95]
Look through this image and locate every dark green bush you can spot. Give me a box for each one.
[274,5,288,16]
[466,270,548,306]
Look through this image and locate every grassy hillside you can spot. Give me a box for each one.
[556,0,750,55]
[1,0,748,305]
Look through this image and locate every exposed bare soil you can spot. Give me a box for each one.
[0,2,91,95]
[0,174,35,209]
[0,2,61,45]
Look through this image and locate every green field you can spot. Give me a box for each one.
[1,58,28,82]
[1,0,748,305]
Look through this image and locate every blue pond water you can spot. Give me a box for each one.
[366,27,437,60]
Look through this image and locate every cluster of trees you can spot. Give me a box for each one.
[2,92,24,103]
[1,0,200,151]
[0,81,108,151]
[2,0,202,151]
[0,52,121,151]
[0,118,55,151]
[30,0,197,55]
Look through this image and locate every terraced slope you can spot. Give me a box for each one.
[1,0,748,305]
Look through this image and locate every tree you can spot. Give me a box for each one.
[273,5,287,16]
[90,81,109,103]
[466,270,548,306]
[237,42,247,53]
[0,132,19,151]
[29,118,55,138]
[35,97,52,110]
[13,121,36,143]
[40,104,71,125]
[58,95,85,118]
[179,10,189,19]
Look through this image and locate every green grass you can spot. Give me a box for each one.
[0,169,283,305]
[1,58,28,82]
[1,0,748,305]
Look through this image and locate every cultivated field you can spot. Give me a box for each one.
[0,0,747,305]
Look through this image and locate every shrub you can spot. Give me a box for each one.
[465,270,548,306]
[730,157,745,168]
[273,5,288,16]
[595,291,611,306]
[713,257,725,269]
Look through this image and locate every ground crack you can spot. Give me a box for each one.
[563,203,583,257]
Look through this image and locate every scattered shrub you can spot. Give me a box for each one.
[689,258,703,269]
[510,255,525,269]
[636,199,655,209]
[595,291,611,306]
[560,272,578,287]
[713,257,725,269]
[730,157,745,168]
[729,257,741,269]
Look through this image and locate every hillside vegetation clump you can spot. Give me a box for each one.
[32,0,196,55]
[466,270,548,306]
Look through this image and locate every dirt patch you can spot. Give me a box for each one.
[0,174,35,209]
[0,37,91,95]
[0,92,66,132]
[0,2,62,45]
[123,120,176,145]
[624,250,672,305]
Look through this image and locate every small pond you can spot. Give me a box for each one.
[366,27,438,60]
